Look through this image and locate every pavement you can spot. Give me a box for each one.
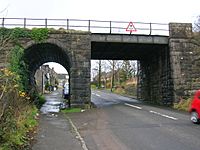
[32,90,83,150]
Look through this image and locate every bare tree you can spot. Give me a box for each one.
[92,60,137,91]
[98,60,101,89]
[129,61,137,77]
[91,60,103,88]
[194,16,200,32]
[107,60,123,92]
[0,7,8,16]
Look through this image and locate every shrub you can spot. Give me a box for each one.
[35,94,46,108]
[0,68,38,150]
[0,27,52,149]
[91,84,96,89]
[9,45,29,92]
[114,86,125,95]
[31,28,49,43]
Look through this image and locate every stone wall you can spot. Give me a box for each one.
[169,23,200,101]
[68,33,91,105]
[169,23,194,102]
[0,30,91,106]
[138,23,200,104]
[137,46,173,104]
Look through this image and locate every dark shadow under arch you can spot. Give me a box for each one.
[23,43,71,86]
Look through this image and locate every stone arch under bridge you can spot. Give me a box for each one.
[17,31,91,106]
[24,42,71,86]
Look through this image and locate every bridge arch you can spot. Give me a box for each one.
[23,42,71,89]
[20,32,91,106]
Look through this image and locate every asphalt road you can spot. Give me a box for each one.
[69,90,200,150]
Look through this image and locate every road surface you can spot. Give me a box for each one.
[68,90,200,150]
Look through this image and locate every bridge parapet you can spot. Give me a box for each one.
[0,18,169,36]
[169,23,193,38]
[92,34,168,44]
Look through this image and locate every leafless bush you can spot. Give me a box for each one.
[194,16,200,32]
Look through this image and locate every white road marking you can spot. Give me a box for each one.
[66,115,88,150]
[149,110,178,120]
[95,94,100,97]
[124,103,142,110]
[91,93,100,97]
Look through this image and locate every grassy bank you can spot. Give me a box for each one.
[0,69,39,150]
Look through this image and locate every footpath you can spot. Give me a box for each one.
[32,90,83,150]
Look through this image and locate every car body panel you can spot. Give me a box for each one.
[189,90,200,121]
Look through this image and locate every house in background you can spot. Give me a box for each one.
[35,65,58,93]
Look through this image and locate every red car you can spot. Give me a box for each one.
[189,90,200,124]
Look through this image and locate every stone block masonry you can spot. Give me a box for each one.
[0,30,91,106]
[169,23,200,101]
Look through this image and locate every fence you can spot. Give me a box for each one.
[0,18,169,35]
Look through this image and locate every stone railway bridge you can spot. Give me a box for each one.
[1,22,199,106]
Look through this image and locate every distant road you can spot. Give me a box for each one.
[91,89,139,107]
[69,90,200,150]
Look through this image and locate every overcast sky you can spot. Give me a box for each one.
[1,0,200,23]
[1,0,200,74]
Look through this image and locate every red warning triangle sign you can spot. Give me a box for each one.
[126,22,137,33]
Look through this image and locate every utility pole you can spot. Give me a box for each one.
[42,71,44,94]
[98,60,101,89]
[111,60,115,92]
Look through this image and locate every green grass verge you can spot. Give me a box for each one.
[61,108,82,113]
[173,98,192,111]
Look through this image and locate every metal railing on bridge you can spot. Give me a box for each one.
[0,18,169,35]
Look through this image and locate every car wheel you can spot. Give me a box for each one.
[191,111,199,124]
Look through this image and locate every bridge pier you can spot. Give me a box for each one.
[137,45,173,105]
[169,23,199,101]
[69,33,91,107]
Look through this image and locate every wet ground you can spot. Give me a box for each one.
[40,90,66,114]
[32,90,82,150]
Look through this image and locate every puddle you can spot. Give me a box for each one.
[40,90,66,114]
